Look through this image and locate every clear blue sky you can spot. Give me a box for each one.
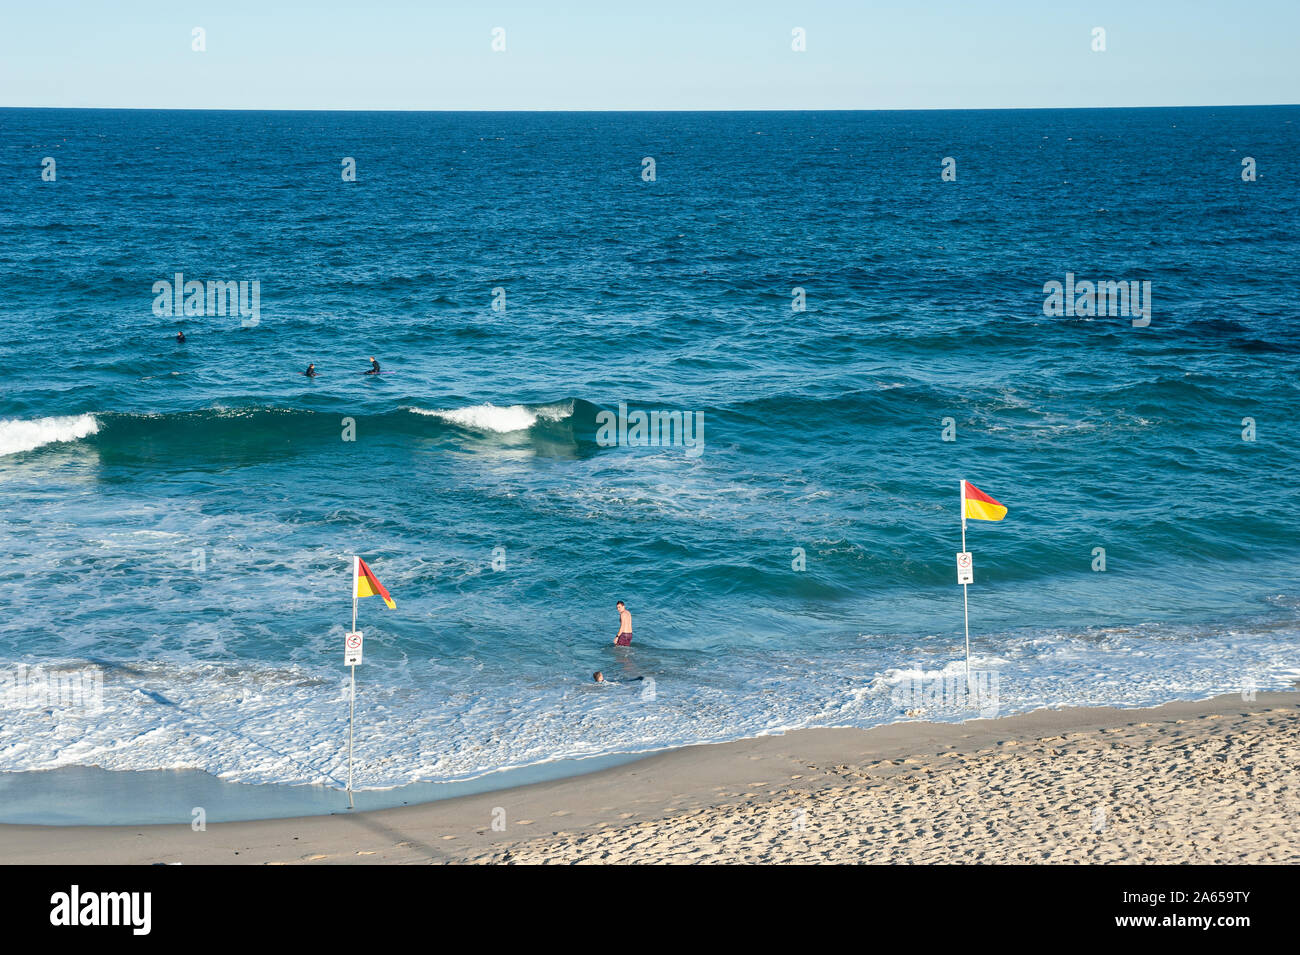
[2,0,1297,110]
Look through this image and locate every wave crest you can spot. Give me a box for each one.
[409,401,575,434]
[0,415,99,456]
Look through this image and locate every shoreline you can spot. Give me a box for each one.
[0,750,651,827]
[2,690,1295,864]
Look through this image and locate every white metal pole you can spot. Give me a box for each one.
[347,663,355,808]
[960,481,970,690]
[962,583,971,691]
[348,555,358,808]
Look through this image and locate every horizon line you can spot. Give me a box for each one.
[4,102,1299,113]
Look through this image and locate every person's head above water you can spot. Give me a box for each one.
[593,671,604,682]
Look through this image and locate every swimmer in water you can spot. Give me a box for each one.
[364,356,381,375]
[304,363,317,377]
[176,329,185,343]
[592,671,643,684]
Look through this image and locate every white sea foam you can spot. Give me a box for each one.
[0,414,99,456]
[1,622,1297,793]
[410,401,573,434]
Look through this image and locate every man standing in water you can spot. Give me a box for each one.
[613,600,633,646]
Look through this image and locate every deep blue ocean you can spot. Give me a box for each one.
[1,107,1298,792]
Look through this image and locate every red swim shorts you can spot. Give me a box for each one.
[615,633,633,647]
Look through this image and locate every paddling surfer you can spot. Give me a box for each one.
[613,600,633,646]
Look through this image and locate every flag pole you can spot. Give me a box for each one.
[960,481,971,691]
[348,555,358,809]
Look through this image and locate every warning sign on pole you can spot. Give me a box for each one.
[956,551,974,585]
[345,630,364,666]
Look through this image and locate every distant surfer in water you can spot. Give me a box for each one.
[613,600,633,646]
[176,329,185,343]
[303,363,317,377]
[364,356,381,375]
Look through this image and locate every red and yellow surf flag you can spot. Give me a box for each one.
[353,556,396,609]
[961,480,1007,522]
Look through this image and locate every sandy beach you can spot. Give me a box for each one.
[2,691,1295,865]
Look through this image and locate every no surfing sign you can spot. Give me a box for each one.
[956,551,974,585]
[345,631,363,666]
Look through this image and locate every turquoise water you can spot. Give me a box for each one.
[1,107,1298,798]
